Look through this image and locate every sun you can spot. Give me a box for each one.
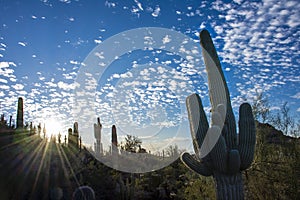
[44,118,63,138]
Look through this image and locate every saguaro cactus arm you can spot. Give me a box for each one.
[238,103,256,170]
[181,30,256,200]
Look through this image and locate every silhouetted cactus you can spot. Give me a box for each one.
[68,128,72,144]
[112,125,117,147]
[181,30,256,199]
[94,117,102,155]
[37,123,41,136]
[73,122,79,136]
[118,174,135,200]
[68,124,79,148]
[43,124,46,138]
[73,122,79,148]
[58,132,61,144]
[64,135,67,145]
[68,128,72,136]
[9,115,12,128]
[29,122,33,135]
[16,97,23,129]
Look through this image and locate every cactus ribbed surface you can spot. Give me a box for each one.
[181,30,256,200]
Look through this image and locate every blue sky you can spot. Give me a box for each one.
[0,0,299,152]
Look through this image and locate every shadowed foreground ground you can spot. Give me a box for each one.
[0,123,299,200]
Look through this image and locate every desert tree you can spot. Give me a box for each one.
[252,91,270,123]
[271,102,294,135]
[120,134,142,153]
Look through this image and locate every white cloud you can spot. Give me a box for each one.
[18,42,26,47]
[209,0,300,107]
[62,72,76,80]
[45,81,57,88]
[162,35,171,44]
[57,81,75,91]
[12,83,24,90]
[0,85,9,90]
[134,0,143,11]
[152,6,160,17]
[0,78,7,83]
[233,0,243,4]
[214,0,299,69]
[113,71,133,79]
[17,90,27,95]
[94,39,102,44]
[70,60,80,65]
[0,61,16,68]
[270,106,281,111]
[0,43,7,48]
[131,7,140,15]
[291,92,300,99]
[0,62,16,79]
[105,1,116,8]
[59,0,71,3]
[110,73,119,79]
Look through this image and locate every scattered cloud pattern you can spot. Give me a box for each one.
[0,0,299,151]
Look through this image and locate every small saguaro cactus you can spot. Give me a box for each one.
[181,30,256,199]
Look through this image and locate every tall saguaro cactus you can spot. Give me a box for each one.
[16,97,23,129]
[73,122,79,136]
[94,117,103,155]
[112,125,118,147]
[181,30,256,199]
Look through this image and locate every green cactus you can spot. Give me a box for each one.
[181,30,256,199]
[118,174,135,200]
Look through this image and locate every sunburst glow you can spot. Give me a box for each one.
[44,118,63,139]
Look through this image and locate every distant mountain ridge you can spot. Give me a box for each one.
[256,122,299,145]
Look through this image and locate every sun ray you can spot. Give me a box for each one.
[0,130,33,150]
[59,144,81,188]
[55,144,77,190]
[31,140,50,198]
[3,134,49,198]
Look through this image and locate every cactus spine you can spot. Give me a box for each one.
[181,30,256,200]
